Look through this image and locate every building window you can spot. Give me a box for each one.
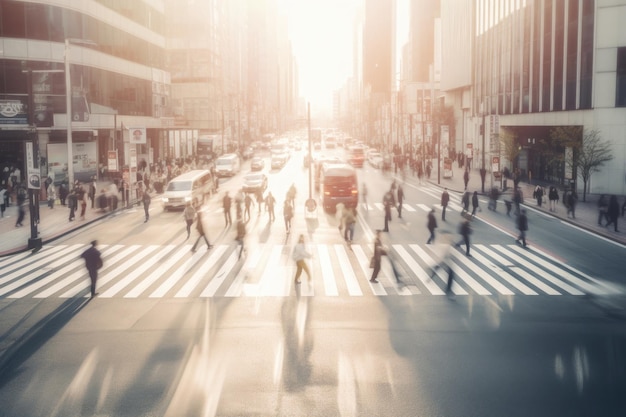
[617,47,626,107]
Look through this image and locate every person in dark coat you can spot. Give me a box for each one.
[471,191,480,217]
[59,182,68,205]
[597,194,608,226]
[567,190,578,219]
[426,209,437,244]
[441,188,450,220]
[516,209,529,247]
[383,189,394,232]
[534,185,544,207]
[67,190,77,221]
[548,186,559,212]
[81,240,102,298]
[463,169,470,190]
[142,190,151,222]
[605,195,620,232]
[455,218,472,257]
[191,210,213,252]
[370,230,387,283]
[461,191,471,214]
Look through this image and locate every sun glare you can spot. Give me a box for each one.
[279,0,359,111]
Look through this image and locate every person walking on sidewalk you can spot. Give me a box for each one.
[80,187,88,220]
[292,234,312,284]
[534,185,544,207]
[81,240,102,298]
[461,191,470,215]
[605,195,620,232]
[67,189,77,221]
[342,206,356,245]
[0,185,6,217]
[191,210,213,252]
[47,181,56,209]
[567,189,578,219]
[441,188,450,221]
[142,189,151,222]
[426,208,437,244]
[463,169,470,190]
[548,186,559,212]
[15,186,26,227]
[183,202,196,239]
[597,194,608,226]
[516,209,529,247]
[88,177,97,209]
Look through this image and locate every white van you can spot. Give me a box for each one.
[162,170,215,211]
[214,153,241,177]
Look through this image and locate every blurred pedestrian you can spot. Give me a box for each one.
[461,191,470,214]
[255,188,264,214]
[183,202,196,239]
[455,218,472,257]
[548,186,559,212]
[15,186,26,227]
[265,191,276,222]
[362,183,368,211]
[567,190,578,219]
[534,185,544,207]
[513,187,523,216]
[597,194,608,226]
[606,195,620,232]
[441,188,450,220]
[59,181,68,206]
[382,188,394,232]
[287,183,297,207]
[488,187,500,211]
[515,208,529,247]
[67,189,77,221]
[142,189,151,222]
[369,230,387,283]
[244,192,253,222]
[342,206,356,245]
[397,184,404,218]
[0,185,6,217]
[97,189,108,212]
[47,181,56,209]
[426,208,437,244]
[292,234,312,284]
[471,191,480,217]
[235,217,246,259]
[191,210,213,252]
[81,240,102,298]
[88,177,97,208]
[463,169,469,190]
[222,191,232,226]
[283,199,294,233]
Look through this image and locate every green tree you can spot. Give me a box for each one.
[550,127,613,202]
[499,127,521,172]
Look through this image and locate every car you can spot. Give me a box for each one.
[368,152,383,168]
[250,157,265,171]
[242,146,254,160]
[347,145,366,167]
[271,152,289,169]
[242,172,268,194]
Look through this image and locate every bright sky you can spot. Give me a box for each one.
[278,0,359,112]
[279,0,409,113]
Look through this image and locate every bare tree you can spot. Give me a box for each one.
[550,127,613,202]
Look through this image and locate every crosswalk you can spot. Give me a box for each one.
[0,239,619,299]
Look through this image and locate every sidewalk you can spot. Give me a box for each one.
[421,160,626,247]
[0,181,148,256]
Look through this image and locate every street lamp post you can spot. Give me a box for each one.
[65,39,74,186]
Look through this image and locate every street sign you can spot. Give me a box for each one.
[25,142,41,190]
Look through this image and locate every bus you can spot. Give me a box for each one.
[197,135,218,164]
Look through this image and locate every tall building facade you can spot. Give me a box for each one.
[439,0,626,195]
[0,0,172,184]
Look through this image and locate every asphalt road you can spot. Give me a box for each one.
[0,146,625,416]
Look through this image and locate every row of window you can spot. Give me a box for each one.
[0,0,166,69]
[473,0,596,115]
